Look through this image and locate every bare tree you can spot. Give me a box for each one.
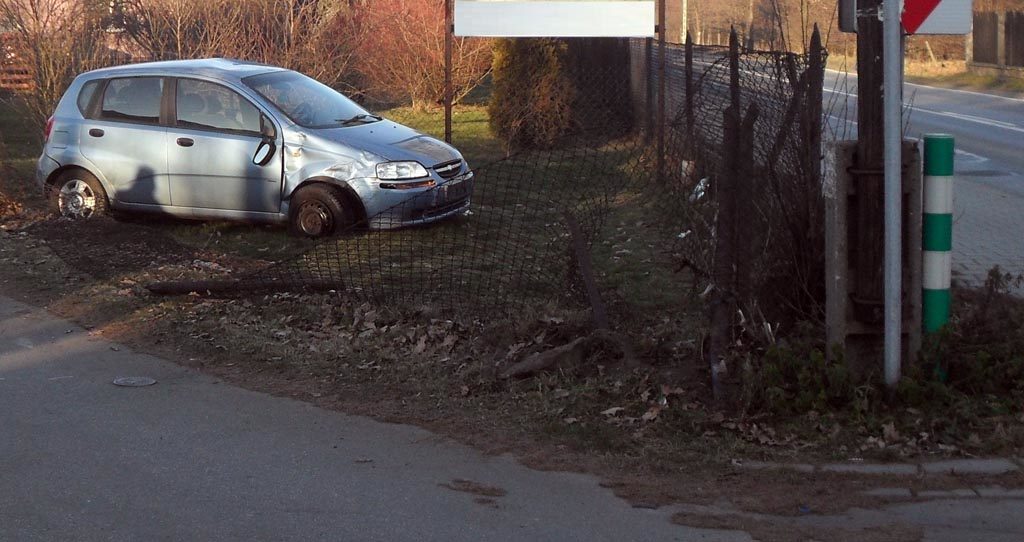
[0,0,109,128]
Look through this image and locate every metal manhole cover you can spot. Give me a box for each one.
[112,376,157,387]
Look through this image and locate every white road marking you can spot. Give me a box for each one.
[823,87,1024,135]
[907,136,990,164]
[912,108,1024,134]
[827,68,1024,103]
[828,115,858,125]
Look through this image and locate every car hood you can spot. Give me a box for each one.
[313,121,462,167]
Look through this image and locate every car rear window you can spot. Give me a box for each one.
[100,77,164,125]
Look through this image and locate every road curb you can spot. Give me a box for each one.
[733,458,1021,477]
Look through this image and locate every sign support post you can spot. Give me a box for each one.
[883,0,903,389]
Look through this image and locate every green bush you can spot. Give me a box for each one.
[741,267,1024,420]
[488,39,576,150]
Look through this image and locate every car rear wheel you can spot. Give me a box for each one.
[289,185,349,238]
[50,170,109,219]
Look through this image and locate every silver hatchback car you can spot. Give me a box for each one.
[36,58,474,236]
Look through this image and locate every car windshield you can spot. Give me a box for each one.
[243,70,377,129]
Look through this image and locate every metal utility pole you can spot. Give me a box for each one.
[882,0,903,388]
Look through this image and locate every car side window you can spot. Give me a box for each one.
[176,79,261,135]
[100,77,164,124]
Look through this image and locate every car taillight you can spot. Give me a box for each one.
[44,116,55,143]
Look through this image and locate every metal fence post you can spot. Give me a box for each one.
[444,0,453,144]
[922,134,954,333]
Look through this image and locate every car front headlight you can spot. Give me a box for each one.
[376,161,429,180]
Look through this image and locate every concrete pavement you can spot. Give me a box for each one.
[4,294,1024,541]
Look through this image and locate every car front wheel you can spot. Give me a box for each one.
[289,184,349,238]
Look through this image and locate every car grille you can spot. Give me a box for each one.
[433,160,463,180]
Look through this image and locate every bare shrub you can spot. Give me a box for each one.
[352,0,492,108]
[121,0,362,90]
[0,0,110,128]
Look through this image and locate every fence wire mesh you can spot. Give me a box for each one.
[147,36,827,324]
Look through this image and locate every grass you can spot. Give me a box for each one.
[384,105,506,167]
[0,96,43,204]
[1,95,689,318]
[906,69,1024,95]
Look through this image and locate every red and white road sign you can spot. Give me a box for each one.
[902,0,972,35]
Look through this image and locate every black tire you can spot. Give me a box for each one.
[289,184,350,238]
[49,169,109,219]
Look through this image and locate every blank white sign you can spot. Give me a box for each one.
[454,1,656,38]
[910,0,972,35]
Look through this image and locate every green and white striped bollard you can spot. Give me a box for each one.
[923,134,954,333]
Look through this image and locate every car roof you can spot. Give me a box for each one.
[82,58,286,82]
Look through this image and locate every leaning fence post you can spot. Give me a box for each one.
[656,0,667,182]
[645,37,654,141]
[706,28,748,404]
[707,104,739,404]
[684,31,695,154]
[805,26,824,189]
[922,134,954,333]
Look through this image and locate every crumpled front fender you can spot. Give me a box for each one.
[281,134,382,205]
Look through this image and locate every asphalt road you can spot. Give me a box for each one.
[824,70,1024,193]
[823,70,1024,285]
[0,295,739,542]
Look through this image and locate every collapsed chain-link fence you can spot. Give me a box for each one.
[149,34,828,325]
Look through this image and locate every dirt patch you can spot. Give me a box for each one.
[27,216,205,279]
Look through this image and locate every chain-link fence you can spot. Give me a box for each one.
[149,33,828,330]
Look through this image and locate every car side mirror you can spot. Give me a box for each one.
[253,140,275,166]
[254,114,277,166]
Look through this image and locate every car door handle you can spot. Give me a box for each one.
[88,128,104,137]
[176,138,194,147]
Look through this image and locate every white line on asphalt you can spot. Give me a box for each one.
[826,68,1024,103]
[912,109,1024,134]
[823,87,857,98]
[828,115,858,125]
[905,81,1024,103]
[905,136,990,163]
[824,88,1024,134]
